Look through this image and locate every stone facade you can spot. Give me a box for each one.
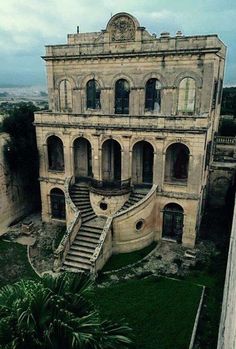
[34,12,226,250]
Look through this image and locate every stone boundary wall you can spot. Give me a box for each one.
[217,194,236,349]
[0,133,34,234]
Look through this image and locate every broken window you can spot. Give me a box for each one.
[59,79,72,111]
[178,78,196,114]
[162,203,184,242]
[165,143,190,183]
[115,79,130,114]
[50,188,66,219]
[145,78,161,112]
[86,79,101,109]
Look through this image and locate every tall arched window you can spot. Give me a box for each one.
[115,79,130,114]
[165,143,190,183]
[59,79,72,111]
[50,188,66,219]
[177,78,196,114]
[163,203,184,242]
[145,79,161,112]
[47,136,64,171]
[86,79,101,109]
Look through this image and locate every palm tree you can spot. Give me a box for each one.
[0,273,133,349]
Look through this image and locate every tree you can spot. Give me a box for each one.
[0,273,133,349]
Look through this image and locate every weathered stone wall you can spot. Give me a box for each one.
[0,133,34,234]
[217,194,236,349]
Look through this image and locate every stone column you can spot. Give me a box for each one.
[121,136,131,180]
[91,135,101,180]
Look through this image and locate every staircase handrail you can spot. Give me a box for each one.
[90,216,113,273]
[113,184,158,218]
[54,176,82,272]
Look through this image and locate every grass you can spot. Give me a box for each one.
[0,238,38,287]
[102,242,157,272]
[95,277,202,349]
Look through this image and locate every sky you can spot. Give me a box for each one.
[0,0,235,87]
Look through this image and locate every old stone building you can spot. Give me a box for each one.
[34,12,226,272]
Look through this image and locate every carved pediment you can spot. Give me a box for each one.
[110,15,135,42]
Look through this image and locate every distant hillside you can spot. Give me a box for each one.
[221,87,236,116]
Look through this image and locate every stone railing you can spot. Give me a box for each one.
[113,184,157,219]
[90,217,113,275]
[53,176,82,271]
[215,136,236,145]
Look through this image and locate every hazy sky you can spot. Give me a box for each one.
[0,0,235,86]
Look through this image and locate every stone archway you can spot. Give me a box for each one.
[73,137,92,179]
[102,139,121,181]
[162,203,184,243]
[50,188,66,220]
[132,141,154,184]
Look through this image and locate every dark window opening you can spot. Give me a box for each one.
[47,136,64,171]
[145,78,161,112]
[165,143,190,183]
[136,220,144,231]
[115,79,130,114]
[74,137,92,178]
[212,80,218,109]
[162,203,183,242]
[100,202,108,211]
[50,188,66,219]
[132,141,154,185]
[86,79,101,109]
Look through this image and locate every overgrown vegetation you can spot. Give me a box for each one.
[221,87,236,116]
[95,277,202,349]
[102,242,157,272]
[0,273,133,349]
[0,239,38,288]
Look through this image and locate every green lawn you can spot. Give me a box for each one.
[95,277,202,349]
[0,239,38,287]
[102,242,157,272]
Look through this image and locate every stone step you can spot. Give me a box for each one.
[70,244,95,254]
[81,210,95,219]
[66,254,91,265]
[71,193,90,199]
[76,235,99,244]
[63,260,91,270]
[72,238,97,247]
[83,214,97,223]
[69,247,94,258]
[79,231,101,239]
[61,265,86,273]
[82,225,103,233]
[73,239,97,249]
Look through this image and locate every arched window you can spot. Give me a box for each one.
[163,203,184,242]
[145,79,161,112]
[86,79,101,109]
[50,188,66,219]
[115,79,130,114]
[47,136,64,171]
[178,78,196,114]
[165,143,190,183]
[59,79,72,111]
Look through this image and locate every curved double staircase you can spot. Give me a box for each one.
[62,180,151,273]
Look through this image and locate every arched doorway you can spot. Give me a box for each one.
[102,139,121,181]
[165,143,190,183]
[73,137,92,179]
[50,188,66,219]
[47,136,64,171]
[132,141,154,184]
[162,203,184,242]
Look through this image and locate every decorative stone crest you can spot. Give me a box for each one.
[110,16,135,42]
